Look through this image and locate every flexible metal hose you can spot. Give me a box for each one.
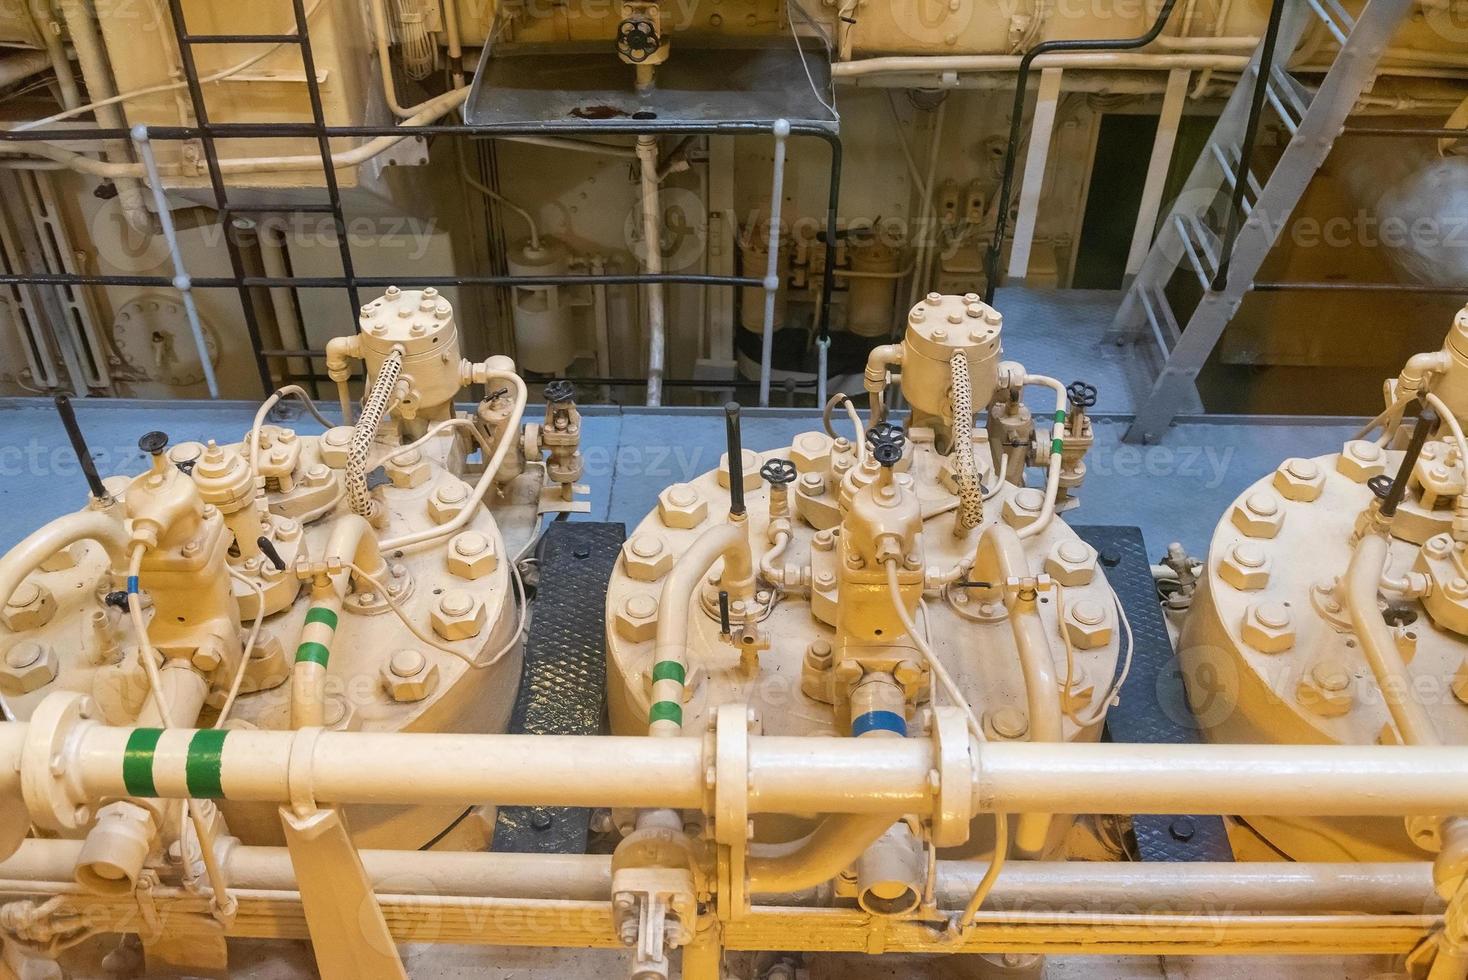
[950,351,983,534]
[347,348,404,522]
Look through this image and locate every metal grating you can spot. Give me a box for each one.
[491,520,626,855]
[1075,524,1235,862]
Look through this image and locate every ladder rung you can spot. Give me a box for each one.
[1209,142,1258,215]
[1261,68,1304,136]
[1271,65,1312,121]
[1302,0,1354,44]
[224,203,337,216]
[182,32,303,44]
[1138,285,1180,355]
[1187,214,1222,274]
[1174,215,1215,291]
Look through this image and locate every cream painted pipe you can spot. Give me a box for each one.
[936,861,1440,914]
[649,520,754,736]
[747,814,897,894]
[636,135,666,407]
[970,524,1062,857]
[977,742,1468,816]
[1347,533,1443,746]
[831,52,1252,78]
[0,511,129,609]
[0,838,1441,917]
[22,719,1468,818]
[291,514,387,728]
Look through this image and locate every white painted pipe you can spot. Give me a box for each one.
[747,814,895,894]
[0,511,129,610]
[130,127,221,399]
[636,135,666,407]
[832,52,1254,77]
[757,120,790,408]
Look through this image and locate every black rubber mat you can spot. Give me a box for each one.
[1075,525,1235,863]
[491,520,625,855]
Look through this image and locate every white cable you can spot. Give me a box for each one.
[248,385,336,474]
[785,0,839,120]
[1056,581,1135,728]
[214,569,265,727]
[11,0,328,132]
[351,561,526,669]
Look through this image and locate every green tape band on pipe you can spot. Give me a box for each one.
[295,641,331,666]
[649,701,684,726]
[651,661,687,685]
[304,606,339,631]
[122,727,163,798]
[186,729,229,799]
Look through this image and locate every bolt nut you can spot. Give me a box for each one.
[1218,542,1272,591]
[431,590,487,641]
[447,531,498,580]
[428,480,471,525]
[718,449,763,493]
[1337,440,1388,483]
[1297,659,1354,717]
[1061,666,1096,716]
[1230,491,1285,539]
[984,706,1029,740]
[1241,601,1295,654]
[385,450,431,489]
[790,431,834,473]
[1044,540,1097,587]
[382,649,440,703]
[657,484,708,530]
[319,426,354,469]
[1273,457,1325,502]
[1002,488,1047,530]
[2,581,56,631]
[0,640,58,695]
[805,639,833,670]
[622,534,674,582]
[615,594,660,643]
[1064,599,1113,649]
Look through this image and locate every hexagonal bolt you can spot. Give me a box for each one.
[657,484,707,530]
[385,450,431,489]
[1045,540,1097,587]
[1061,666,1096,716]
[319,427,354,469]
[447,531,499,580]
[381,649,441,703]
[0,640,58,695]
[1273,457,1325,502]
[1218,542,1272,591]
[718,449,763,493]
[622,534,674,582]
[1241,601,1295,653]
[790,431,834,474]
[1230,491,1285,539]
[615,594,659,643]
[1337,440,1388,483]
[2,581,56,631]
[1297,659,1355,718]
[1064,599,1113,650]
[804,639,833,671]
[1002,488,1047,531]
[429,481,471,525]
[984,706,1029,741]
[431,590,487,641]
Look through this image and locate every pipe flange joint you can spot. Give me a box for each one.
[929,705,974,848]
[713,703,749,850]
[22,692,98,833]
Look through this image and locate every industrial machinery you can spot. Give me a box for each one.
[1177,303,1468,861]
[0,284,587,969]
[607,290,1119,865]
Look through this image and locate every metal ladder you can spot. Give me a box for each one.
[1108,0,1415,443]
[160,0,362,396]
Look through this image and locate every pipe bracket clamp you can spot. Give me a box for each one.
[285,726,324,817]
[929,706,974,848]
[712,704,751,917]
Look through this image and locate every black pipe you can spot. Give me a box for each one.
[1211,0,1287,291]
[1379,402,1435,520]
[0,273,765,289]
[725,402,746,517]
[983,0,1185,305]
[1254,281,1468,295]
[53,395,108,501]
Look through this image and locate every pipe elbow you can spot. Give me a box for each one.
[0,512,130,611]
[325,335,362,382]
[864,344,904,393]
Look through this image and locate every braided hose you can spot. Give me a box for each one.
[950,351,983,534]
[347,348,404,522]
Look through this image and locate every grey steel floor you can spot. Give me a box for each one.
[0,288,1359,560]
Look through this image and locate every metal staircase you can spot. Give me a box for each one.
[1109,0,1415,443]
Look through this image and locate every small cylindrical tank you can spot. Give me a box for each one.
[507,237,576,375]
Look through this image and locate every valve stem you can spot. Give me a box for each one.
[53,394,111,504]
[725,402,745,518]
